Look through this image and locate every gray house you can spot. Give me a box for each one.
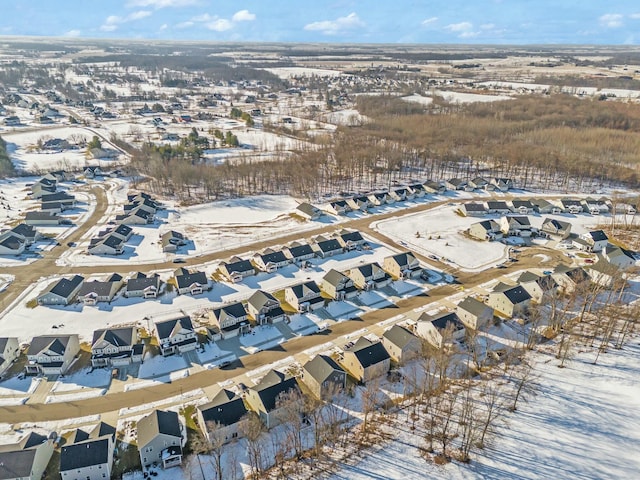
[137,410,185,470]
[124,272,162,299]
[154,316,198,356]
[0,432,55,480]
[37,275,84,306]
[0,337,20,377]
[246,290,286,324]
[382,325,421,364]
[244,370,300,429]
[91,326,144,367]
[25,334,80,375]
[302,354,347,400]
[173,267,210,296]
[59,435,114,480]
[218,257,255,283]
[197,389,248,445]
[77,274,123,305]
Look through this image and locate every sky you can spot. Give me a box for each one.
[1,1,640,45]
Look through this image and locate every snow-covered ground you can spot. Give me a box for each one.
[262,67,344,79]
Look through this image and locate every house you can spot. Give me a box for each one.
[468,177,489,190]
[40,201,63,215]
[340,337,391,383]
[415,312,466,348]
[0,337,20,377]
[252,249,290,273]
[383,251,422,280]
[560,199,583,214]
[0,231,26,255]
[117,208,154,225]
[348,262,392,290]
[30,181,56,199]
[244,370,300,429]
[511,199,534,214]
[246,290,286,324]
[40,192,75,208]
[284,280,324,312]
[78,274,123,305]
[367,192,392,206]
[326,200,351,216]
[485,201,511,214]
[462,203,487,217]
[107,224,133,242]
[0,432,55,480]
[173,267,209,296]
[218,257,255,283]
[408,183,427,197]
[456,297,494,330]
[382,325,421,364]
[25,334,80,375]
[469,220,503,241]
[312,237,344,258]
[321,269,359,300]
[487,285,532,318]
[587,260,621,287]
[83,165,103,178]
[582,198,609,215]
[517,271,559,302]
[445,178,467,190]
[295,202,322,220]
[423,180,446,194]
[302,354,347,400]
[59,435,113,480]
[88,234,125,255]
[575,230,609,253]
[602,244,636,269]
[348,195,372,211]
[197,389,248,445]
[541,218,572,240]
[154,316,198,356]
[3,115,21,126]
[499,216,533,237]
[37,275,84,305]
[552,265,590,293]
[10,223,39,246]
[125,197,158,215]
[209,302,250,339]
[124,272,162,298]
[161,230,187,253]
[491,177,513,191]
[137,410,185,469]
[67,423,115,446]
[91,326,144,367]
[283,242,315,265]
[336,229,367,251]
[531,198,562,214]
[24,211,61,226]
[390,187,413,201]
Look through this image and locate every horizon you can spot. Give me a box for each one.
[2,1,640,45]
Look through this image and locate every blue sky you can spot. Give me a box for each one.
[1,1,640,44]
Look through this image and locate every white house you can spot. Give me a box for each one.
[25,334,80,375]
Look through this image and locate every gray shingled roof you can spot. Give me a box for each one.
[92,327,135,350]
[346,337,390,368]
[382,325,418,349]
[137,410,182,449]
[155,316,194,341]
[60,437,111,472]
[46,275,84,298]
[198,389,248,427]
[27,335,73,356]
[303,355,345,384]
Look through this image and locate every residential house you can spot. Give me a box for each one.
[340,337,391,383]
[88,234,125,255]
[321,269,359,300]
[487,285,532,318]
[284,280,324,312]
[77,274,123,305]
[335,229,367,251]
[154,316,198,356]
[252,249,290,273]
[541,218,572,240]
[381,325,421,364]
[517,271,559,302]
[0,231,25,255]
[574,230,608,253]
[40,201,63,215]
[0,337,20,377]
[326,200,351,216]
[25,334,80,375]
[445,178,467,190]
[301,354,347,400]
[295,202,322,220]
[390,187,413,201]
[209,302,250,339]
[0,432,55,480]
[197,389,248,445]
[25,211,61,226]
[30,181,56,199]
[408,183,427,197]
[10,223,39,245]
[552,265,590,293]
[462,202,487,217]
[218,257,255,283]
[491,177,513,191]
[468,177,489,190]
[485,200,511,215]
[246,290,286,324]
[587,260,620,287]
[560,199,583,214]
[37,275,84,305]
[499,215,533,237]
[383,251,422,280]
[244,370,301,429]
[59,435,113,480]
[312,237,344,258]
[348,262,392,290]
[423,180,446,194]
[173,267,209,296]
[3,115,21,126]
[346,196,369,211]
[415,312,466,348]
[40,192,75,209]
[283,242,315,265]
[469,220,503,241]
[456,297,494,330]
[117,207,154,225]
[82,166,103,179]
[124,272,162,298]
[602,244,636,270]
[91,326,144,367]
[582,198,609,215]
[531,198,562,214]
[137,410,185,469]
[511,199,534,214]
[161,230,187,253]
[367,192,392,206]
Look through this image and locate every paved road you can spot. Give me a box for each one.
[0,190,570,424]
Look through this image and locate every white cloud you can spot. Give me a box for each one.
[232,10,256,22]
[176,21,194,28]
[128,10,152,20]
[64,29,81,37]
[100,24,119,32]
[126,0,199,8]
[304,12,365,35]
[192,13,214,22]
[599,13,623,28]
[421,17,438,26]
[207,19,233,32]
[480,23,495,30]
[100,10,152,31]
[630,13,640,19]
[159,23,168,31]
[445,21,473,32]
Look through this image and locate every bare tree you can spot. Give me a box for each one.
[507,355,537,412]
[477,380,505,448]
[204,420,225,480]
[275,389,306,461]
[239,412,265,480]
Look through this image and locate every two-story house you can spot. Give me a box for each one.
[209,302,250,339]
[348,262,392,291]
[154,316,198,356]
[137,410,185,470]
[90,326,144,368]
[25,334,80,375]
[284,280,324,313]
[246,290,286,324]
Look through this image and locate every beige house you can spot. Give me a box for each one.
[340,337,390,383]
[301,354,347,400]
[487,285,532,318]
[415,312,466,348]
[0,432,55,480]
[244,370,300,429]
[456,297,494,330]
[197,389,248,445]
[383,251,422,280]
[381,325,421,364]
[137,410,185,470]
[348,262,392,290]
[0,337,20,377]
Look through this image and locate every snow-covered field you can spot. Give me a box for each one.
[262,66,344,79]
[402,91,512,105]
